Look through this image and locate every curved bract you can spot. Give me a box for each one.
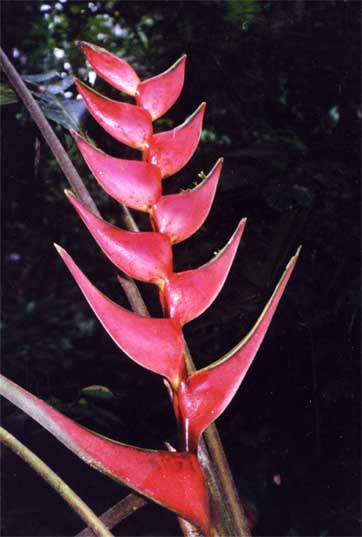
[136,55,187,120]
[55,245,185,385]
[66,190,172,285]
[144,103,206,178]
[153,158,223,243]
[74,79,153,149]
[71,131,162,211]
[0,374,211,535]
[163,219,246,324]
[77,41,140,95]
[175,249,300,452]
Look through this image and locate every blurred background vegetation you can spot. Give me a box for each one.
[1,1,360,536]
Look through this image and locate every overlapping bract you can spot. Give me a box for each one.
[1,44,300,535]
[78,41,186,120]
[63,41,299,458]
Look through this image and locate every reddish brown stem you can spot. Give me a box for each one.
[76,494,147,537]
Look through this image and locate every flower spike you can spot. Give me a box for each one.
[152,158,223,243]
[65,190,172,285]
[74,79,152,150]
[144,103,206,178]
[136,55,187,120]
[77,41,140,95]
[163,218,246,324]
[175,248,301,452]
[0,375,211,534]
[54,245,185,384]
[71,131,162,211]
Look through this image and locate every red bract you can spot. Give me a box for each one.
[152,158,223,243]
[74,79,152,150]
[163,219,246,324]
[144,103,206,177]
[65,190,172,285]
[78,41,140,95]
[54,245,185,385]
[136,55,187,120]
[175,249,300,452]
[0,374,211,534]
[71,131,161,211]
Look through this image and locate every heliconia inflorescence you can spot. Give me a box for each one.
[0,42,300,535]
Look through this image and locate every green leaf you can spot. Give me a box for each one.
[0,84,18,106]
[81,385,115,401]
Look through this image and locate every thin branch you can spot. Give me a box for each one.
[0,427,113,537]
[117,275,150,317]
[76,494,147,537]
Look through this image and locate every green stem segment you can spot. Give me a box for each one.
[0,427,113,537]
[0,47,250,537]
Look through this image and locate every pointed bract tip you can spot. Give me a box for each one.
[286,245,302,271]
[64,188,74,199]
[69,128,82,140]
[53,243,66,256]
[207,157,224,176]
[173,54,187,67]
[236,216,247,233]
[77,40,95,52]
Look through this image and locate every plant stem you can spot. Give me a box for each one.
[0,427,113,537]
[76,494,147,537]
[0,47,250,536]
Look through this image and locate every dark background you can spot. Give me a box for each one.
[1,1,360,536]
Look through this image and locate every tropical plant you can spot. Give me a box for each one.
[0,42,300,537]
